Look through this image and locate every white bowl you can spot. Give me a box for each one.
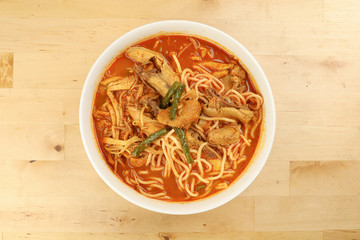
[79,20,276,215]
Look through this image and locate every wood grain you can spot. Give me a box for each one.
[323,230,360,240]
[0,124,64,161]
[1,18,360,57]
[0,0,324,23]
[2,231,323,240]
[0,53,13,88]
[1,0,360,238]
[255,196,360,231]
[324,0,360,24]
[14,52,96,89]
[64,124,87,161]
[243,157,289,196]
[290,161,360,196]
[0,89,80,124]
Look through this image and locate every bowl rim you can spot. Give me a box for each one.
[79,20,276,215]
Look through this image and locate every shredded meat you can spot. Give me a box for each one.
[200,61,234,70]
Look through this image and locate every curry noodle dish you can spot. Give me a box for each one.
[92,35,264,201]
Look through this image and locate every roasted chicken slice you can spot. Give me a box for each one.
[128,106,165,136]
[126,47,180,96]
[208,125,241,146]
[157,100,202,129]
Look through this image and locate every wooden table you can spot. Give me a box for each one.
[1,1,359,239]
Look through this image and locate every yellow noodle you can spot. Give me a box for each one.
[207,148,227,181]
[191,172,210,184]
[171,52,182,73]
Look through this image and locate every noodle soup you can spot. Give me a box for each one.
[92,35,263,201]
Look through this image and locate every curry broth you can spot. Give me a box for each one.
[93,35,262,201]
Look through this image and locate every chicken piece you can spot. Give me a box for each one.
[129,157,146,168]
[207,88,238,108]
[208,97,222,109]
[157,100,202,129]
[139,98,161,117]
[221,65,247,92]
[185,129,203,148]
[208,125,241,146]
[203,106,254,125]
[197,116,209,126]
[128,107,165,136]
[107,75,136,91]
[223,75,234,92]
[204,87,254,124]
[212,70,229,79]
[200,61,234,71]
[126,47,179,96]
[126,46,163,63]
[208,159,230,171]
[147,99,161,117]
[185,129,223,160]
[203,147,222,160]
[230,65,246,79]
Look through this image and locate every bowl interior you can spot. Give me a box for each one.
[79,20,276,215]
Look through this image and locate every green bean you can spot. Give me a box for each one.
[174,127,194,164]
[132,128,168,158]
[170,83,185,120]
[160,81,181,109]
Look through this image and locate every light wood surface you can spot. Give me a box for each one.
[0,0,359,239]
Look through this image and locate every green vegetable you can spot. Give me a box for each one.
[174,127,194,164]
[197,184,206,190]
[170,83,185,120]
[160,81,181,109]
[132,128,168,158]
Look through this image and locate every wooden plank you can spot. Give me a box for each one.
[2,231,323,240]
[0,89,80,124]
[242,156,289,196]
[64,124,87,161]
[254,196,360,231]
[323,230,360,240]
[259,54,360,161]
[0,0,323,23]
[0,157,254,232]
[272,125,360,161]
[290,161,360,196]
[1,18,360,56]
[0,53,13,88]
[257,55,360,97]
[325,0,360,24]
[14,52,97,89]
[0,194,254,232]
[0,124,64,161]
